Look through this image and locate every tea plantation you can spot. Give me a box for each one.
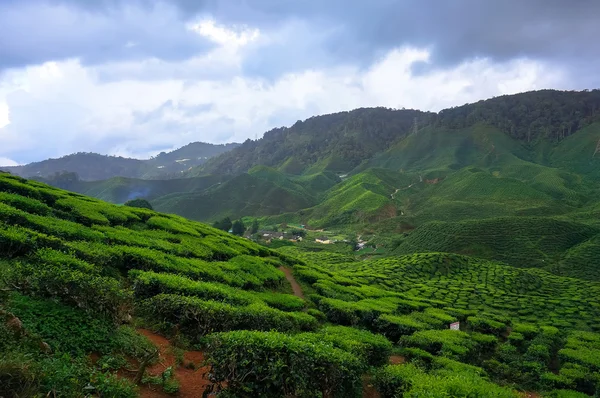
[1,173,599,397]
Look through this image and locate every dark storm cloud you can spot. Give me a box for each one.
[1,0,599,85]
[206,0,600,80]
[0,0,213,70]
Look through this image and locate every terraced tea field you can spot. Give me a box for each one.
[1,173,599,397]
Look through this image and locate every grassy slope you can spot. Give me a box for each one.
[152,172,316,222]
[1,173,598,397]
[276,245,600,395]
[69,174,231,203]
[0,172,318,396]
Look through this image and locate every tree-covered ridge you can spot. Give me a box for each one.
[2,141,240,181]
[196,107,430,175]
[196,89,600,177]
[434,89,600,142]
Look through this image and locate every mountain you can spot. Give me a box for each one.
[194,89,600,177]
[1,142,239,181]
[192,107,433,176]
[10,90,600,232]
[153,168,321,221]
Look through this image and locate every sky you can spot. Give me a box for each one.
[1,0,599,166]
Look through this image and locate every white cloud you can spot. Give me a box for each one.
[0,102,9,129]
[0,44,566,164]
[189,19,260,48]
[0,157,18,167]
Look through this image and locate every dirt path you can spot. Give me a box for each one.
[279,266,305,300]
[389,355,405,365]
[136,329,212,398]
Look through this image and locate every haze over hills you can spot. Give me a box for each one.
[1,142,240,181]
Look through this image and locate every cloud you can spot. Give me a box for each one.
[0,47,565,163]
[3,0,599,84]
[0,0,213,70]
[0,157,18,167]
[0,0,596,165]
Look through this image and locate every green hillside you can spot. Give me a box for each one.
[193,107,431,176]
[153,172,316,221]
[67,174,231,203]
[16,90,600,233]
[394,217,600,279]
[3,142,239,181]
[276,246,600,396]
[2,173,600,396]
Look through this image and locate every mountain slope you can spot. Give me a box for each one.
[2,142,239,181]
[153,172,316,221]
[61,174,231,203]
[193,107,432,176]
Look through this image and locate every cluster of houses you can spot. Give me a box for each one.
[258,230,304,243]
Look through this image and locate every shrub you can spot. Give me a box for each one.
[205,330,364,398]
[374,363,422,397]
[375,363,518,398]
[0,358,39,398]
[374,314,428,342]
[468,316,508,336]
[299,326,392,367]
[124,198,153,210]
[400,330,478,361]
[137,294,317,340]
[318,297,395,327]
[0,224,64,257]
[255,292,305,312]
[6,262,129,321]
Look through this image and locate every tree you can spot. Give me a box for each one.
[124,198,153,210]
[250,220,259,234]
[213,217,232,232]
[232,220,245,236]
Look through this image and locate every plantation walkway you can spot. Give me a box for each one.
[279,266,305,299]
[136,329,212,398]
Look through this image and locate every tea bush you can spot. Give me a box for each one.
[298,326,393,367]
[138,294,317,340]
[374,363,518,398]
[205,330,364,397]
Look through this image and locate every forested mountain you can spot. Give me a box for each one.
[194,89,600,177]
[193,107,432,176]
[9,90,600,231]
[2,153,146,181]
[1,141,239,181]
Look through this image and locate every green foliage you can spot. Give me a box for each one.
[299,326,393,367]
[374,363,518,398]
[468,316,509,336]
[213,216,232,231]
[124,198,153,210]
[232,219,245,236]
[138,294,317,341]
[6,261,129,321]
[205,330,364,397]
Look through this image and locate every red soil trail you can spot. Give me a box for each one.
[136,329,212,398]
[362,375,381,398]
[389,355,405,365]
[279,266,305,300]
